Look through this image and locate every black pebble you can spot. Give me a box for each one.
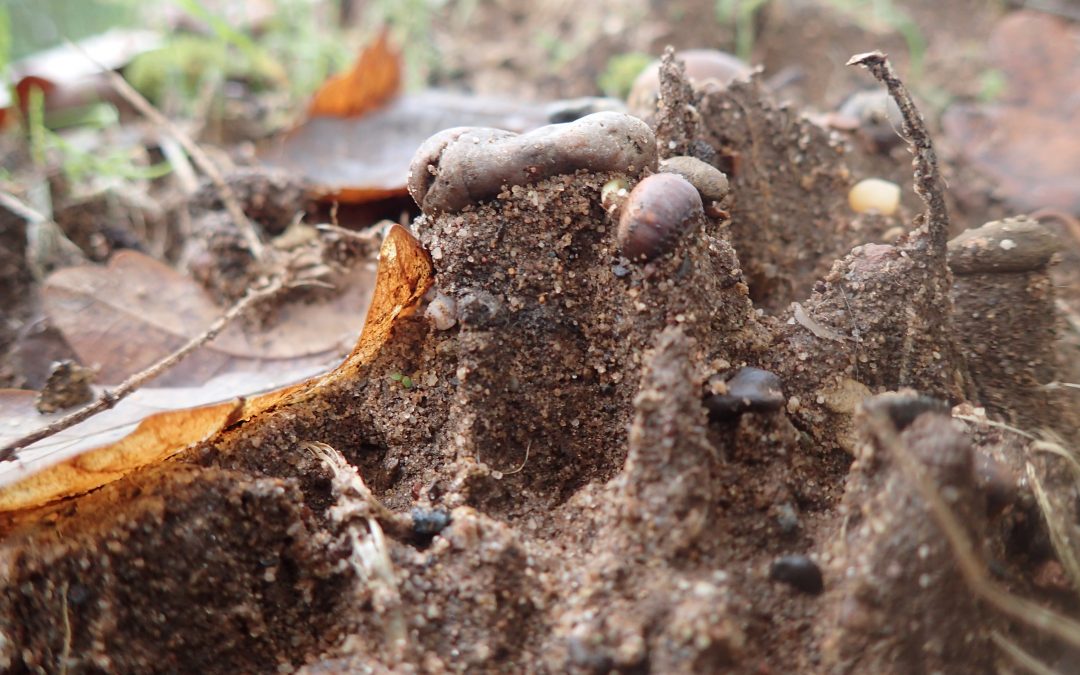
[770,554,824,595]
[411,507,452,537]
[705,367,785,420]
[864,393,949,430]
[66,583,90,606]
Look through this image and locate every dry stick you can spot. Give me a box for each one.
[59,581,72,675]
[0,275,287,462]
[847,51,949,260]
[0,189,50,223]
[1,189,87,276]
[989,631,1060,675]
[68,41,265,259]
[866,410,1080,651]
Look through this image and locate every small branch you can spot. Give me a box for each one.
[59,581,72,675]
[0,275,288,462]
[847,51,948,259]
[68,40,266,259]
[0,189,48,224]
[1,189,88,277]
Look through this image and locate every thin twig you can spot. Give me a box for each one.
[59,581,72,675]
[866,409,1080,650]
[0,275,288,462]
[315,223,383,243]
[0,189,48,223]
[847,51,949,259]
[1,189,88,277]
[67,40,265,259]
[1041,381,1080,392]
[502,441,531,475]
[990,631,1060,675]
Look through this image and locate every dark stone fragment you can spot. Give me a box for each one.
[705,367,784,420]
[457,289,506,329]
[66,583,90,606]
[411,507,452,537]
[863,392,949,431]
[770,554,824,595]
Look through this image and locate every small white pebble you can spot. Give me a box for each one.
[999,238,1016,250]
[424,292,457,330]
[849,178,901,216]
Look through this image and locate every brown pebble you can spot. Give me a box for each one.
[948,217,1059,274]
[658,156,730,206]
[617,173,703,262]
[628,49,752,118]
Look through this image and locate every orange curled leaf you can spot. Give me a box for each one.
[278,223,433,398]
[350,223,434,360]
[308,29,402,118]
[0,399,240,512]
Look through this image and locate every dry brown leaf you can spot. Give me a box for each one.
[262,90,546,203]
[942,11,1080,214]
[0,225,433,513]
[0,366,319,512]
[307,30,401,119]
[44,250,375,386]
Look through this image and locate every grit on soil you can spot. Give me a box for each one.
[2,8,1080,675]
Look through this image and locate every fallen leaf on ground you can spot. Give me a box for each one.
[0,365,321,513]
[942,11,1080,214]
[307,29,401,119]
[261,90,547,203]
[43,250,375,386]
[0,225,433,513]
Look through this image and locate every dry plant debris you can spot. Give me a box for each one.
[0,37,1077,675]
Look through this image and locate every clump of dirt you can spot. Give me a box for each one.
[2,48,1078,675]
[0,462,350,673]
[819,395,996,673]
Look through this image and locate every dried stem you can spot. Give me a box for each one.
[59,581,72,675]
[0,275,288,462]
[0,189,88,276]
[0,189,49,224]
[68,40,266,259]
[847,51,949,259]
[302,441,413,538]
[990,631,1059,675]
